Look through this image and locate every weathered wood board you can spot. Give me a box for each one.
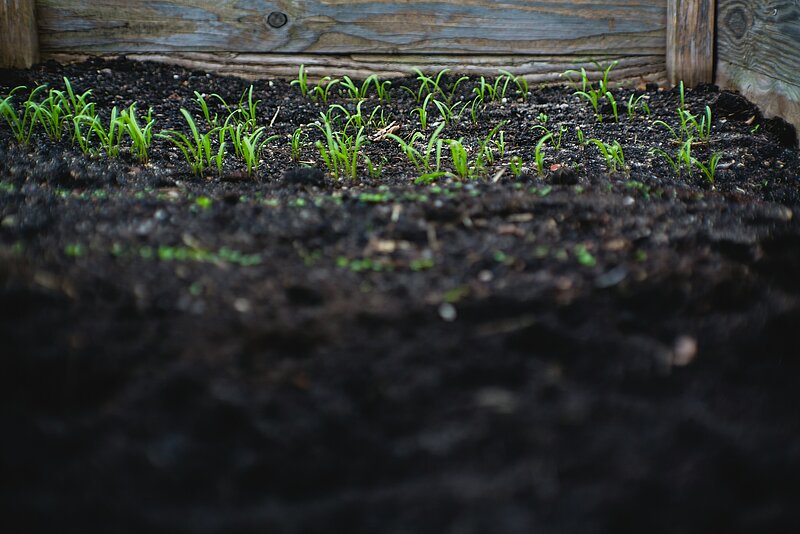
[0,0,39,68]
[37,0,666,55]
[42,51,667,86]
[717,0,800,143]
[666,0,714,87]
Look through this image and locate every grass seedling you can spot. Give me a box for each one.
[237,126,277,177]
[290,126,306,162]
[387,122,445,175]
[474,122,506,175]
[692,152,723,183]
[649,136,693,176]
[605,91,619,122]
[157,108,220,175]
[447,138,470,180]
[589,138,626,174]
[561,60,618,122]
[120,103,155,163]
[509,155,524,177]
[194,91,221,127]
[89,106,125,158]
[0,85,47,144]
[364,155,384,179]
[576,126,586,147]
[412,93,432,130]
[291,64,310,98]
[313,117,367,181]
[433,98,467,125]
[532,123,566,150]
[534,133,552,176]
[29,87,71,140]
[497,69,528,101]
[405,68,468,105]
[341,74,389,101]
[627,93,651,119]
[311,77,340,105]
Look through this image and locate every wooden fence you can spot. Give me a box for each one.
[1,0,798,140]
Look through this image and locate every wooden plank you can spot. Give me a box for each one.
[38,0,666,56]
[716,0,800,144]
[0,0,39,68]
[666,0,715,87]
[42,52,667,86]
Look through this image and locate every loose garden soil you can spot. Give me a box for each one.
[2,58,800,533]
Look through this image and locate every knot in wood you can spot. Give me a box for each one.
[266,11,288,29]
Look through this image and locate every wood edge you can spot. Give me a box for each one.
[666,0,715,88]
[0,0,39,69]
[717,60,800,146]
[40,52,667,86]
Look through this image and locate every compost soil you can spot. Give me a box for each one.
[1,58,800,533]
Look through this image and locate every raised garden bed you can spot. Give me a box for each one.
[2,58,800,532]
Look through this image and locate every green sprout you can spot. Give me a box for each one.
[0,85,46,144]
[589,138,626,174]
[313,116,367,180]
[509,155,524,177]
[120,103,155,163]
[291,64,310,98]
[290,126,307,162]
[387,122,446,176]
[692,152,723,183]
[157,108,222,176]
[534,133,552,176]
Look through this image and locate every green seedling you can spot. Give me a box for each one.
[87,106,125,158]
[387,122,445,175]
[311,76,340,105]
[157,108,221,175]
[589,138,626,174]
[0,85,47,144]
[532,123,567,151]
[313,117,367,180]
[120,103,155,163]
[236,126,278,177]
[341,74,389,101]
[576,126,586,147]
[497,69,529,100]
[364,155,384,179]
[561,60,618,122]
[447,138,470,180]
[692,152,723,183]
[627,93,651,118]
[194,91,221,127]
[29,87,71,140]
[290,126,307,162]
[291,64,310,98]
[433,98,468,125]
[605,91,619,122]
[412,93,433,130]
[534,133,552,176]
[649,136,693,176]
[509,155,524,177]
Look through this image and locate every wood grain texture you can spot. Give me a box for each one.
[0,0,39,68]
[38,0,666,55]
[42,52,667,85]
[716,0,800,143]
[666,0,715,87]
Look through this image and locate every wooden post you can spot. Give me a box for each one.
[1,0,39,68]
[667,0,715,87]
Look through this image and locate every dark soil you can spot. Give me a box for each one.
[2,58,800,533]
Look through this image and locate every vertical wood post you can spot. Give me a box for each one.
[1,0,39,68]
[667,0,716,87]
